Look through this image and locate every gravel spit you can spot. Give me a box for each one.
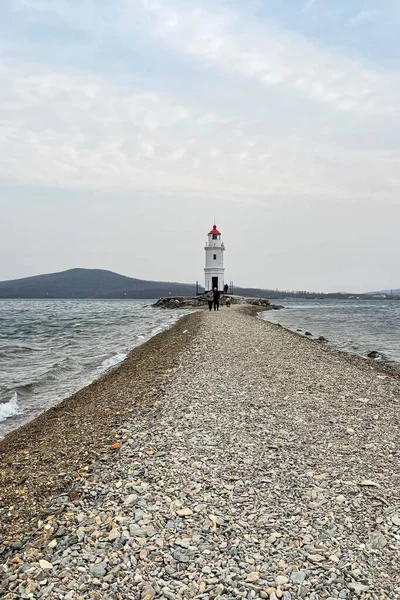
[1,306,400,599]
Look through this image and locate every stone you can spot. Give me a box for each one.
[275,576,288,586]
[307,554,325,563]
[291,571,307,585]
[391,515,400,526]
[367,531,387,550]
[38,560,53,570]
[89,563,107,579]
[176,508,193,516]
[246,572,260,582]
[25,580,37,595]
[124,494,138,507]
[175,537,191,548]
[348,582,370,594]
[108,528,120,541]
[142,585,156,599]
[129,524,146,537]
[360,479,380,487]
[174,550,190,563]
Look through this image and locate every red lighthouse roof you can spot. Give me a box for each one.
[208,224,221,235]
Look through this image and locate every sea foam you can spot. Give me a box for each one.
[0,393,22,422]
[100,353,128,372]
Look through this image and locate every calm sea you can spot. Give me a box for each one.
[261,298,400,365]
[0,300,188,438]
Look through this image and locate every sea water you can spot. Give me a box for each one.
[0,299,188,438]
[261,298,400,364]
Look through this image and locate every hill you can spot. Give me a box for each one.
[0,269,201,299]
[0,269,391,300]
[371,289,400,296]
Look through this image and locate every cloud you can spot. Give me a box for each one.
[0,57,400,205]
[304,0,317,11]
[135,0,400,117]
[347,9,382,27]
[0,1,400,207]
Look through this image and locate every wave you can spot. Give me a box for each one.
[0,344,47,357]
[0,393,23,422]
[100,353,127,372]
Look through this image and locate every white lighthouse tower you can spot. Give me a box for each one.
[204,224,225,292]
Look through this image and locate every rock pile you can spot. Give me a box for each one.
[153,295,273,309]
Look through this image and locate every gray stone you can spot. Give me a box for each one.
[348,582,370,594]
[174,550,190,563]
[367,531,387,550]
[124,494,138,507]
[291,571,307,585]
[89,563,107,579]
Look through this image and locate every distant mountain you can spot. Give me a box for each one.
[0,269,202,299]
[371,289,400,295]
[0,268,391,300]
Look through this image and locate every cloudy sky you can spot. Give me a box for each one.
[1,0,399,292]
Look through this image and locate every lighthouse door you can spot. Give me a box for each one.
[212,276,219,290]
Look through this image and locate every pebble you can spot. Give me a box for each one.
[246,572,260,582]
[2,308,399,599]
[89,563,107,579]
[367,530,387,550]
[124,493,138,507]
[291,571,307,585]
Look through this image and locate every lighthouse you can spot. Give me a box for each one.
[204,224,225,292]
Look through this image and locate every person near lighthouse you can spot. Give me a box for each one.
[207,289,214,311]
[213,287,220,311]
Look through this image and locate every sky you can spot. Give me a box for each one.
[1,0,400,292]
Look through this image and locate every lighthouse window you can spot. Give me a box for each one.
[212,234,218,240]
[213,254,217,260]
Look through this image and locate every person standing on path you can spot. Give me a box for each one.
[224,283,229,294]
[213,287,220,311]
[207,289,214,311]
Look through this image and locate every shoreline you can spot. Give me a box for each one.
[257,307,400,381]
[0,303,192,440]
[0,310,203,545]
[2,306,400,597]
[260,304,400,370]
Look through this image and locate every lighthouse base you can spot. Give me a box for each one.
[204,268,225,292]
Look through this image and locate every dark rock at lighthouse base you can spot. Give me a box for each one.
[153,295,279,309]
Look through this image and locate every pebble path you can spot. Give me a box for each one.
[2,308,400,599]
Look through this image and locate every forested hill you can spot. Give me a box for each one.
[0,268,390,299]
[0,269,201,299]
